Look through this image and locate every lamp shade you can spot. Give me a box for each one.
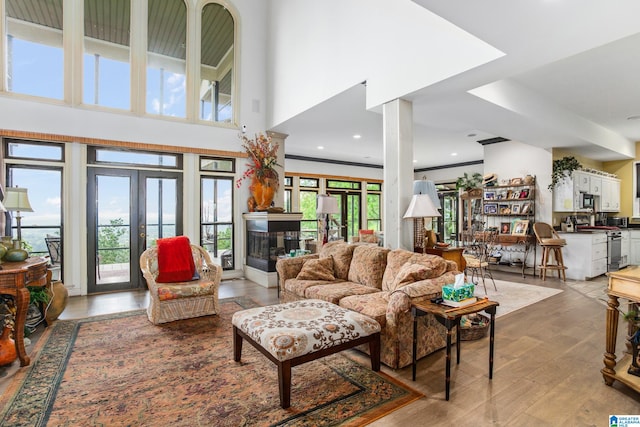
[413,179,441,209]
[403,194,441,219]
[3,187,34,212]
[317,194,339,215]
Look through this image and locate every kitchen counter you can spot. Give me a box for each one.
[557,232,608,280]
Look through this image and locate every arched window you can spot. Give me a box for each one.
[146,0,187,118]
[200,2,234,123]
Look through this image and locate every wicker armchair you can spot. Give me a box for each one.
[140,244,222,324]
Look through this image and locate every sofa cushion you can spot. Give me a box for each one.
[388,262,432,291]
[347,245,390,289]
[339,293,388,329]
[296,257,335,281]
[319,241,356,280]
[284,279,335,298]
[381,249,418,291]
[304,282,380,305]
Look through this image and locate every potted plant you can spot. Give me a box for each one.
[548,156,581,190]
[236,132,281,212]
[623,309,640,377]
[456,172,483,197]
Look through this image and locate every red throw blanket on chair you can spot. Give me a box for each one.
[156,236,196,283]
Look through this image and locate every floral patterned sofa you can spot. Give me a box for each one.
[275,241,460,369]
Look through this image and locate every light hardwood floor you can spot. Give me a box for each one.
[25,272,640,425]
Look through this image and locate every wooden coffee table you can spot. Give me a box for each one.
[412,298,499,400]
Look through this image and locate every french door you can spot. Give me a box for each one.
[87,168,182,293]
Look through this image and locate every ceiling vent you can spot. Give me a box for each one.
[477,137,510,146]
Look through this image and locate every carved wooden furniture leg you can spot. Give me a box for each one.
[602,294,619,385]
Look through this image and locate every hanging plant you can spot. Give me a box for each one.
[548,156,581,190]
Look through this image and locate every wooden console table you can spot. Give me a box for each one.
[602,266,640,393]
[0,257,48,366]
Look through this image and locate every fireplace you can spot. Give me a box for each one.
[243,213,303,274]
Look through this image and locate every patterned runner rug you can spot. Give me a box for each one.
[0,297,421,427]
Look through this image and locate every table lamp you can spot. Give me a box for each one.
[411,179,441,250]
[3,186,33,242]
[403,193,441,253]
[317,194,339,245]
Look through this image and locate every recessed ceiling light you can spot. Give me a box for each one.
[627,115,640,121]
[413,159,417,163]
[451,152,458,156]
[353,134,362,139]
[317,146,324,150]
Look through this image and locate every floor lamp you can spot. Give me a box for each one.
[403,193,441,253]
[3,186,34,242]
[317,194,339,245]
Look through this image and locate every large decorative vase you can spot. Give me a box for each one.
[0,325,17,366]
[250,176,278,211]
[0,236,12,260]
[4,240,28,262]
[45,281,69,324]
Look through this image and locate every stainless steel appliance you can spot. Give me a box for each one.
[606,217,628,228]
[580,193,595,210]
[607,230,622,272]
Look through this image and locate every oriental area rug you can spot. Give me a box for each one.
[0,297,421,427]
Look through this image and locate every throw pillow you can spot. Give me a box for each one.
[296,257,336,281]
[156,236,197,283]
[388,262,433,291]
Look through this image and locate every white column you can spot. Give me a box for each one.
[267,131,288,210]
[383,99,414,250]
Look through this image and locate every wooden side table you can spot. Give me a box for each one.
[0,257,49,366]
[425,246,466,271]
[602,266,640,393]
[412,298,499,400]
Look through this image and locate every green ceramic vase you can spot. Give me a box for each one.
[4,240,28,262]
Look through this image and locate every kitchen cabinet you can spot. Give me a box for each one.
[559,232,608,280]
[629,230,640,265]
[553,170,620,213]
[620,230,630,268]
[601,177,621,212]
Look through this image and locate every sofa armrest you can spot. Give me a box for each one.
[275,253,319,291]
[395,271,459,300]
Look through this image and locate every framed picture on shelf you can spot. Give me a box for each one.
[484,203,498,214]
[512,204,521,214]
[510,191,519,199]
[484,191,496,200]
[521,202,531,214]
[511,219,529,235]
[518,189,530,199]
[499,204,511,214]
[500,222,511,234]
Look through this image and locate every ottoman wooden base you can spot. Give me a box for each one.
[231,299,381,409]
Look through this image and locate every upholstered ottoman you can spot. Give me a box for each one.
[232,299,381,408]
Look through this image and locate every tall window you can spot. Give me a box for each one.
[327,179,361,240]
[299,178,318,239]
[366,183,382,231]
[5,0,64,99]
[147,0,186,118]
[200,161,234,270]
[200,2,234,123]
[3,140,64,262]
[83,0,131,110]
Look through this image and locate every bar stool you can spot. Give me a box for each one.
[533,222,567,281]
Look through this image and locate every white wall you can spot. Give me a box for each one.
[285,159,383,182]
[266,0,503,127]
[417,163,484,186]
[483,140,553,224]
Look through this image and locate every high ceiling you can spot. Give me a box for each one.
[271,1,640,171]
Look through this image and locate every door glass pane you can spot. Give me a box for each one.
[83,0,131,110]
[299,190,317,240]
[6,0,64,99]
[200,3,234,123]
[147,0,186,118]
[96,175,130,284]
[146,177,177,247]
[201,177,233,269]
[346,193,360,239]
[5,167,62,259]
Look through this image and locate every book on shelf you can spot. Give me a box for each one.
[442,297,477,308]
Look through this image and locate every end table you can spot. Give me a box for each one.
[412,298,499,400]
